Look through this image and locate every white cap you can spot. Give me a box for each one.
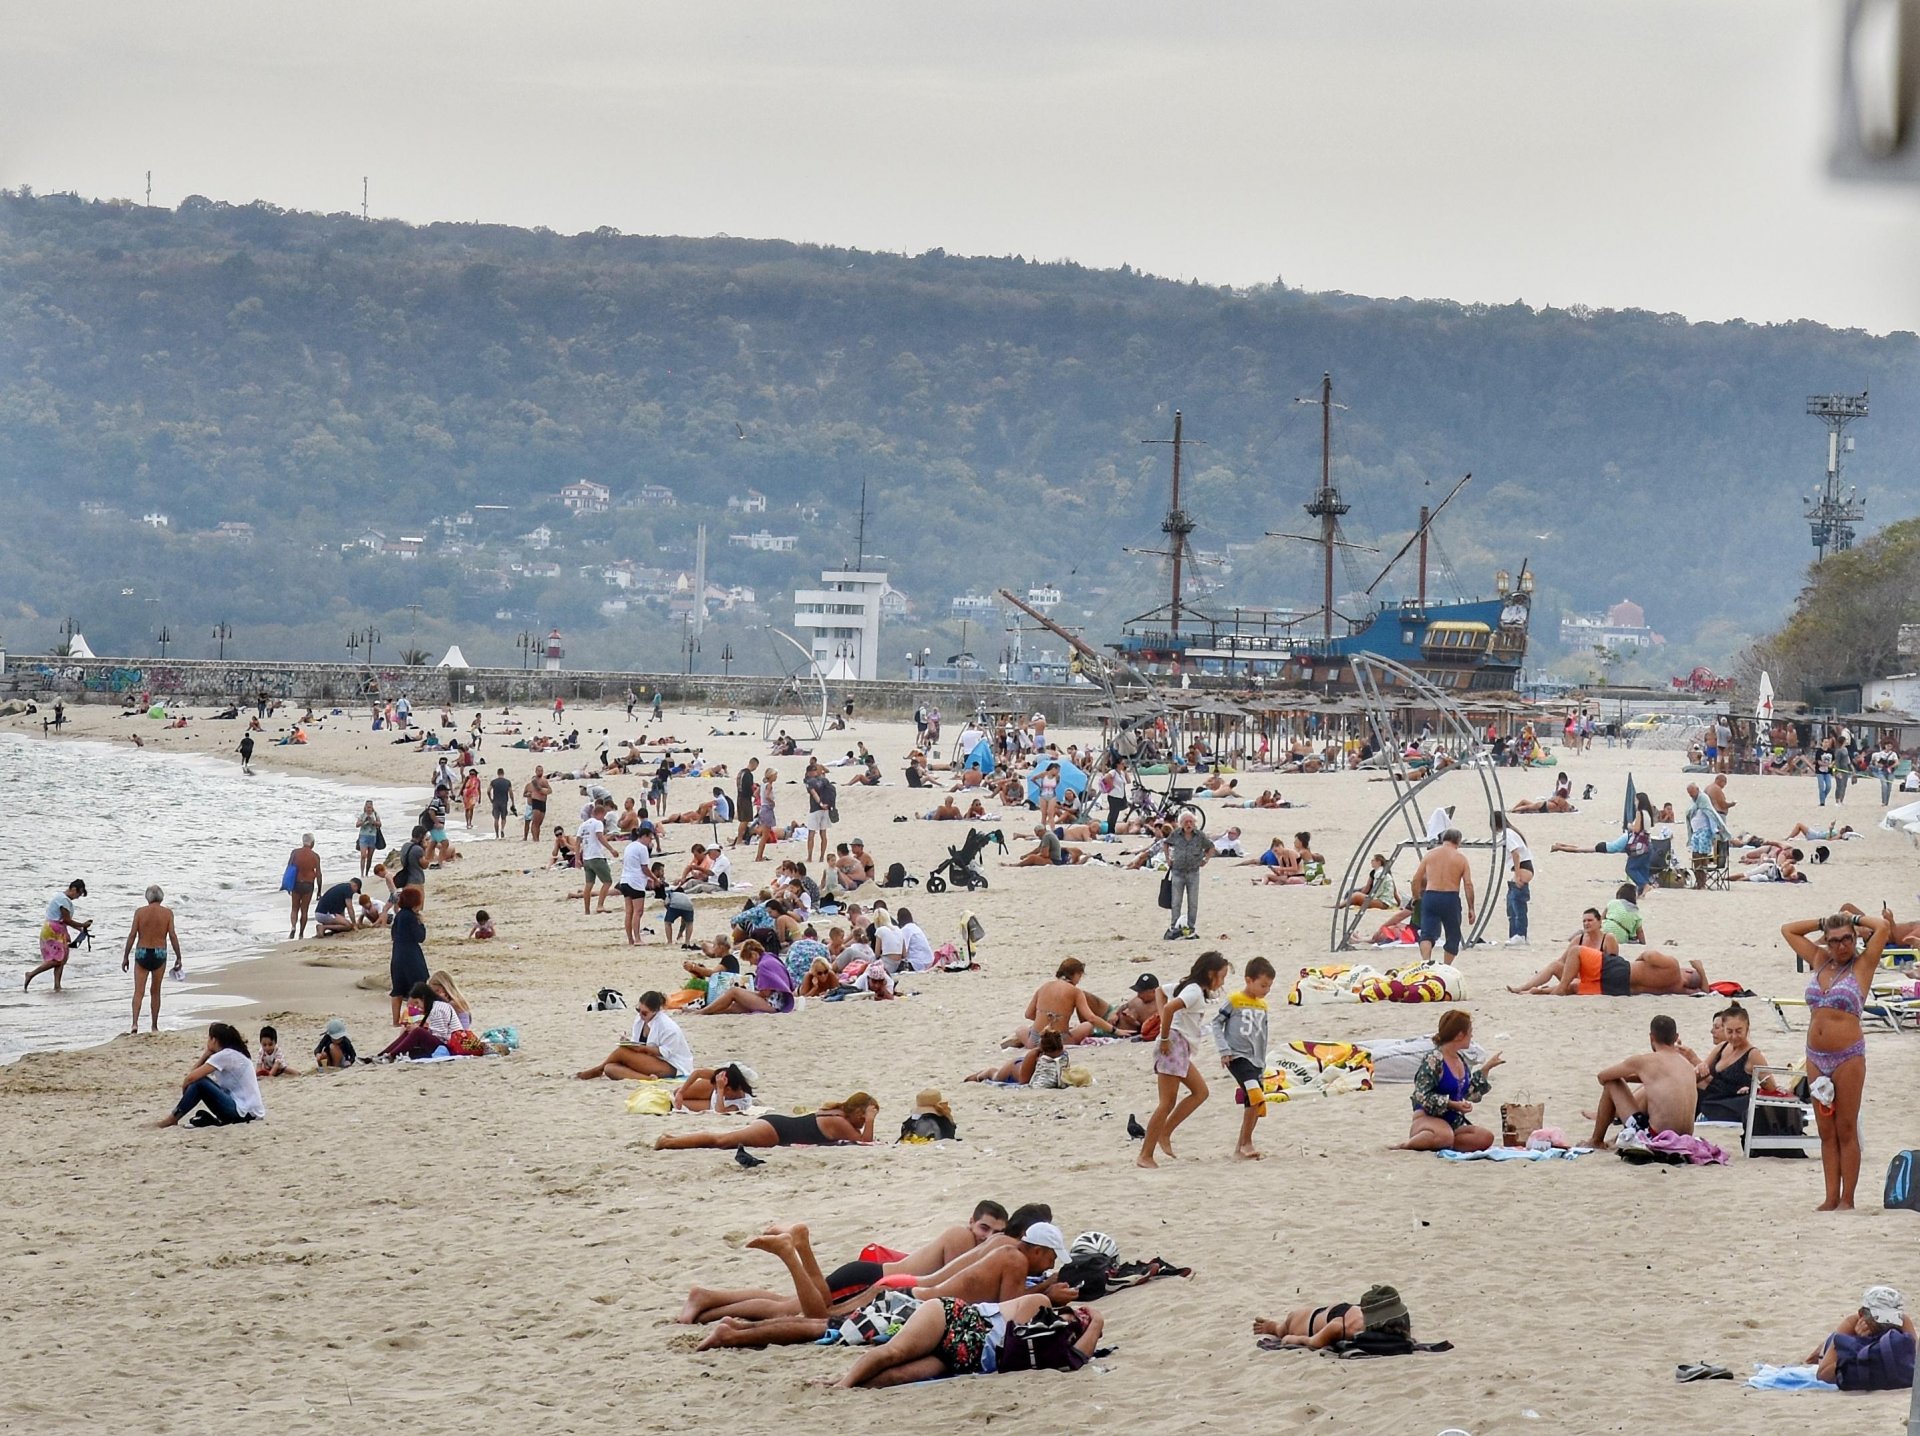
[1864,1285,1907,1325]
[1021,1221,1069,1266]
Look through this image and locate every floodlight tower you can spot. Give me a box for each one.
[1804,389,1869,560]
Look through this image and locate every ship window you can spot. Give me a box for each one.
[1403,629,1415,644]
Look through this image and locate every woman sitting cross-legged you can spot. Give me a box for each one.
[692,942,797,1015]
[1391,1009,1502,1152]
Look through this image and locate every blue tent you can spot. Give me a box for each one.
[962,740,996,775]
[1025,757,1088,806]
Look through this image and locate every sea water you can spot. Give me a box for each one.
[0,731,416,1064]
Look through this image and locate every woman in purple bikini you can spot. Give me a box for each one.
[1781,907,1890,1211]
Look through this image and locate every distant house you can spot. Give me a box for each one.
[79,499,123,519]
[1026,585,1062,611]
[141,512,170,529]
[880,583,911,618]
[388,535,425,560]
[1559,598,1658,650]
[727,489,768,514]
[522,524,554,551]
[726,529,798,553]
[559,480,611,514]
[212,521,255,543]
[358,529,387,553]
[635,483,677,507]
[513,559,562,580]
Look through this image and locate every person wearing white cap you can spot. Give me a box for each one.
[1807,1285,1916,1390]
[909,1219,1069,1305]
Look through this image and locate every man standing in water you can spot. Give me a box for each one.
[1410,828,1475,963]
[122,885,183,1033]
[287,833,322,939]
[26,879,91,992]
[238,730,255,775]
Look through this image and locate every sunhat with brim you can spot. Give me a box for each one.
[1360,1284,1408,1327]
[324,1018,349,1039]
[913,1088,952,1121]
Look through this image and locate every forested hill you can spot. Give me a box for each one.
[3,188,1917,673]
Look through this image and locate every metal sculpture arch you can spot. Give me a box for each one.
[1330,655,1509,953]
[761,630,829,742]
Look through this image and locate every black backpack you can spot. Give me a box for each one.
[882,861,912,888]
[997,1305,1090,1372]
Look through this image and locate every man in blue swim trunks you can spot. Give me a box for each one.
[1410,828,1475,963]
[121,884,183,1034]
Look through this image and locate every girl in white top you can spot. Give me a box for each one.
[159,1023,266,1127]
[1139,951,1231,1169]
[429,970,474,1032]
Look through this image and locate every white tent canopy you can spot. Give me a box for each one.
[67,634,96,660]
[436,645,470,669]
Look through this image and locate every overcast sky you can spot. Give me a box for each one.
[4,1,1917,331]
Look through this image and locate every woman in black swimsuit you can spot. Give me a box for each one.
[1253,1285,1412,1349]
[653,1093,877,1151]
[1694,1003,1779,1123]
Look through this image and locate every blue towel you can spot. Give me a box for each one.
[1435,1146,1592,1162]
[1746,1363,1837,1391]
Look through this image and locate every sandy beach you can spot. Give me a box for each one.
[3,697,1914,1435]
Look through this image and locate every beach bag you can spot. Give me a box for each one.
[841,1291,921,1345]
[1501,1101,1546,1147]
[882,862,910,889]
[445,1028,487,1057]
[480,1025,519,1051]
[1625,830,1651,858]
[997,1305,1091,1373]
[1157,875,1173,910]
[1885,1151,1920,1210]
[279,862,298,893]
[898,1112,956,1141]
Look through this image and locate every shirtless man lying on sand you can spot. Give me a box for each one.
[1507,910,1706,996]
[690,1208,1073,1351]
[1001,959,1121,1046]
[678,1200,1009,1327]
[1586,1014,1699,1148]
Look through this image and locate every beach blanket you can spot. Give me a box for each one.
[1746,1363,1837,1391]
[1259,1335,1454,1358]
[1618,1129,1728,1165]
[1288,962,1465,1006]
[1436,1145,1593,1162]
[1265,1041,1373,1100]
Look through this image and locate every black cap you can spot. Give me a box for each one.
[1131,972,1160,993]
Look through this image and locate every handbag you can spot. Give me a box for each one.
[1500,1101,1546,1147]
[1625,830,1650,858]
[279,861,298,893]
[1157,875,1173,910]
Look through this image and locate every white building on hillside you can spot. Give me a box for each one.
[560,480,611,514]
[793,569,888,681]
[727,529,798,552]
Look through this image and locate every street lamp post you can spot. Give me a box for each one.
[721,643,734,679]
[213,621,232,660]
[156,625,172,659]
[516,629,534,670]
[682,613,700,675]
[363,626,381,664]
[347,630,362,664]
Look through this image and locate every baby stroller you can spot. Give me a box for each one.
[925,827,1006,893]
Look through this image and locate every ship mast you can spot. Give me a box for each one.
[1126,409,1212,639]
[1298,373,1349,642]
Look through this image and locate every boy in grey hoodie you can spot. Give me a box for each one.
[1212,956,1276,1159]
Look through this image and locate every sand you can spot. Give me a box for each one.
[2,698,1914,1435]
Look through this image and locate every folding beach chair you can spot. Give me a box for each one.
[1743,1065,1816,1158]
[1702,837,1732,891]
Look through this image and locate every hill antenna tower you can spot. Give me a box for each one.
[362,177,369,222]
[1805,389,1869,560]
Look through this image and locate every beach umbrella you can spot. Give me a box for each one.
[1622,773,1637,830]
[962,739,996,776]
[1756,671,1776,723]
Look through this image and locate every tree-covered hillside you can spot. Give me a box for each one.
[3,188,1915,674]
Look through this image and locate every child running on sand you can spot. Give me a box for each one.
[1213,957,1275,1159]
[1138,951,1231,1169]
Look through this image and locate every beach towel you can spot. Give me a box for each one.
[1746,1363,1837,1391]
[1287,963,1465,1006]
[1265,1041,1373,1101]
[1259,1334,1454,1358]
[1435,1146,1593,1161]
[1098,1256,1192,1293]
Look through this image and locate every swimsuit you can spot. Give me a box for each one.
[934,1297,994,1375]
[1696,1042,1755,1123]
[1805,958,1867,1075]
[761,1112,828,1146]
[1575,946,1631,996]
[1431,1055,1473,1129]
[134,946,169,972]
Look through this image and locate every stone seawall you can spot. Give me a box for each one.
[0,655,1112,724]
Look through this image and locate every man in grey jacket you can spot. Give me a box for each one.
[1163,810,1211,941]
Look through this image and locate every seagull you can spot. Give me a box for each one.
[734,422,746,440]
